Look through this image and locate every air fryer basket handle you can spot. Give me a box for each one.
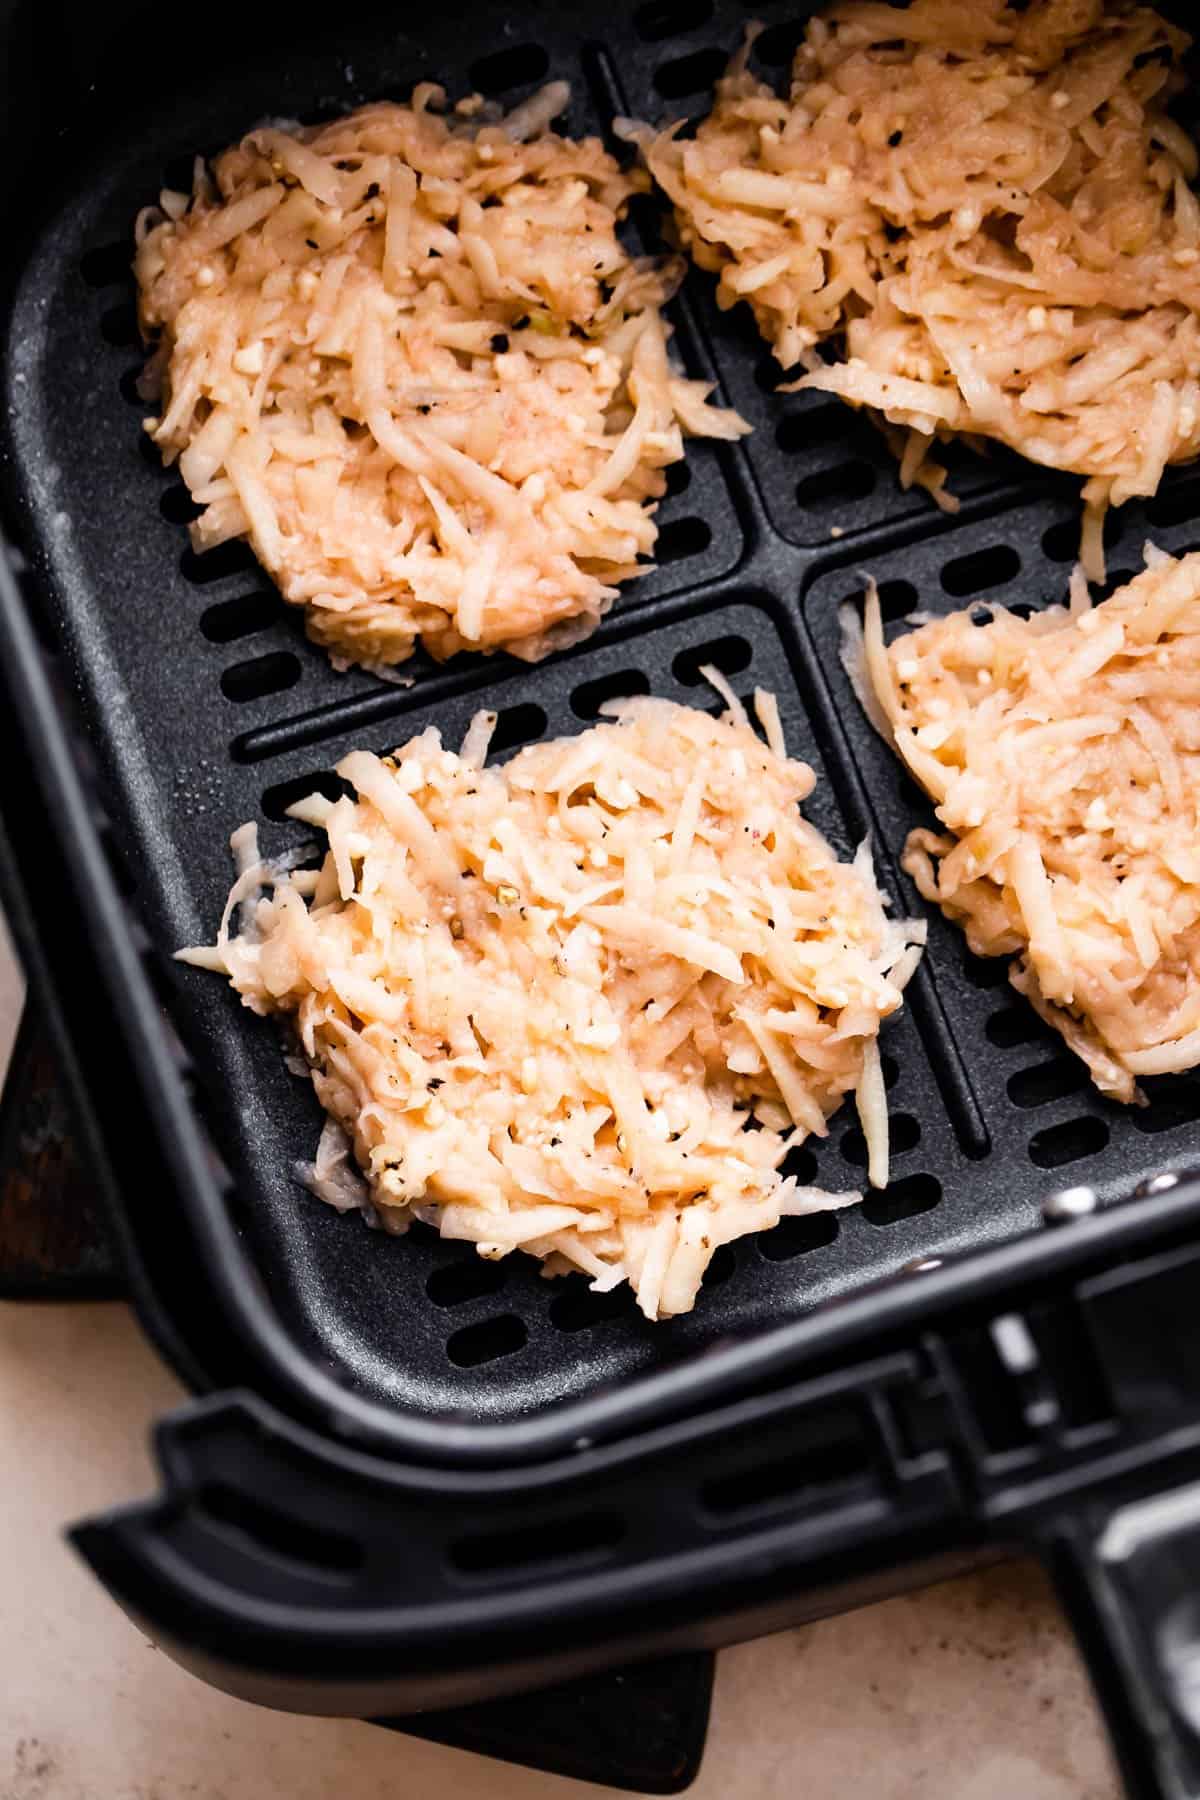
[1039,1487,1200,1800]
[923,1240,1200,1800]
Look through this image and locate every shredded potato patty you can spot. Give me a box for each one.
[640,0,1200,573]
[863,549,1200,1103]
[135,85,747,670]
[183,693,922,1319]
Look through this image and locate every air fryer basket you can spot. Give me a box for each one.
[6,0,1200,1793]
[8,0,1200,1436]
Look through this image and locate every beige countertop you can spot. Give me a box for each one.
[0,1294,1122,1799]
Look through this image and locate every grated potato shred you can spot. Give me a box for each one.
[638,0,1200,575]
[180,693,923,1319]
[135,85,748,670]
[861,550,1200,1103]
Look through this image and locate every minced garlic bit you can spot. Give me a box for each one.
[636,0,1200,577]
[861,549,1200,1103]
[134,84,748,671]
[182,692,923,1320]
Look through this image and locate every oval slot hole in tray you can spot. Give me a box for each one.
[221,652,302,703]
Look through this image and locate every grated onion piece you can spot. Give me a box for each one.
[295,1118,370,1212]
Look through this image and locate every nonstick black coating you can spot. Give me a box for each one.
[4,0,1200,1423]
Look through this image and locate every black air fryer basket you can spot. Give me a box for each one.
[6,0,1200,1793]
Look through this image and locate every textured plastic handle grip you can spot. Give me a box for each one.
[1042,1485,1200,1800]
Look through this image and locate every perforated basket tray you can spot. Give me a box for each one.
[4,0,1200,1451]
